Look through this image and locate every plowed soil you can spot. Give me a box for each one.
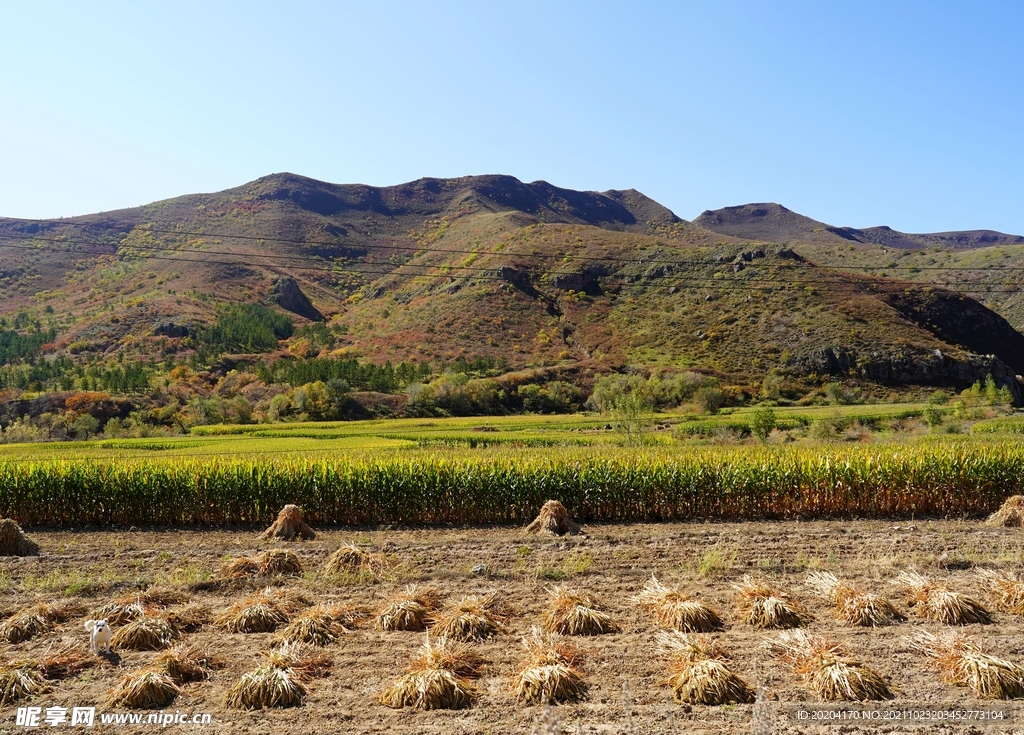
[2,519,1023,734]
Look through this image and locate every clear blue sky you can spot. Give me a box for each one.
[2,1,1022,233]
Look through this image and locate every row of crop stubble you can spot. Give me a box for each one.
[0,443,1020,528]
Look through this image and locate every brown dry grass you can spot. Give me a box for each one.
[767,631,894,701]
[632,576,723,632]
[525,500,581,536]
[224,666,306,710]
[911,631,1024,699]
[91,587,183,625]
[896,571,992,625]
[734,576,809,629]
[542,587,618,636]
[261,504,316,541]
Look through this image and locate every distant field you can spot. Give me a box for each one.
[0,405,1022,528]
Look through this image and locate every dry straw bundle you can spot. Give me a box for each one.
[767,631,894,701]
[261,504,316,541]
[525,500,582,536]
[272,604,363,646]
[224,643,329,710]
[380,635,483,710]
[542,587,619,636]
[92,587,184,625]
[37,642,95,680]
[324,543,391,578]
[0,661,49,705]
[222,549,304,578]
[979,569,1024,615]
[0,518,39,556]
[511,629,587,705]
[911,631,1024,699]
[656,631,755,705]
[216,590,293,633]
[895,571,992,625]
[432,594,506,642]
[106,670,181,709]
[375,586,440,632]
[734,576,809,629]
[986,495,1024,527]
[632,576,723,633]
[806,572,904,627]
[111,617,177,651]
[0,600,82,643]
[153,643,215,684]
[164,603,212,633]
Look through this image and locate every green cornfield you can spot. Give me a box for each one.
[0,443,1021,528]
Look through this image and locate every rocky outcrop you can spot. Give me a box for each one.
[789,347,1023,404]
[271,276,323,321]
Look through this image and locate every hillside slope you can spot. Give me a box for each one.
[0,174,1021,403]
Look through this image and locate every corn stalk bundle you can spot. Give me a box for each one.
[986,495,1024,527]
[656,631,754,705]
[896,571,992,625]
[0,518,39,556]
[979,569,1024,615]
[734,576,809,629]
[260,504,315,541]
[432,594,506,642]
[911,631,1024,699]
[632,576,723,632]
[380,635,482,710]
[375,586,440,632]
[525,500,582,536]
[806,572,904,627]
[543,587,618,636]
[511,629,587,705]
[106,670,181,709]
[766,631,894,701]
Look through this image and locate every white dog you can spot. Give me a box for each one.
[84,619,111,655]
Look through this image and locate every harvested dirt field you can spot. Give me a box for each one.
[2,519,1023,734]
